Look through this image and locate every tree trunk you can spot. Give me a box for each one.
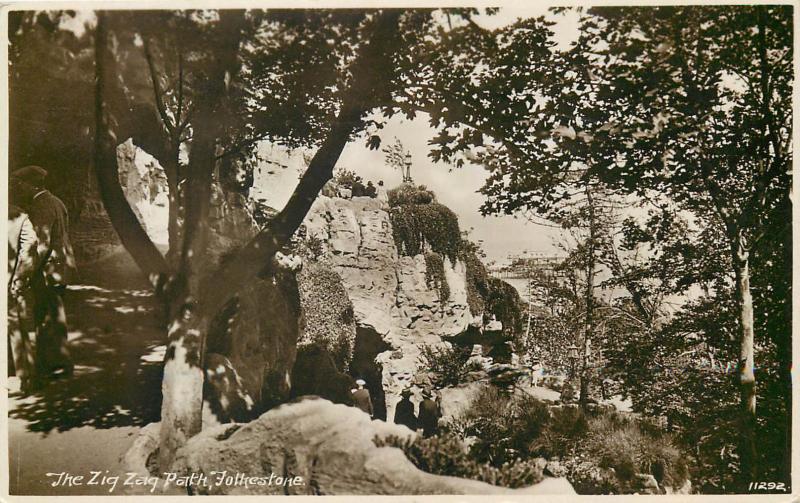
[580,186,596,407]
[157,10,245,470]
[164,140,183,268]
[733,237,757,483]
[156,124,215,471]
[94,11,169,282]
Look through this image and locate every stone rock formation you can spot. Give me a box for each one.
[116,139,170,247]
[302,195,475,419]
[203,271,302,424]
[124,398,575,495]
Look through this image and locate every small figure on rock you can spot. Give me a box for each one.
[364,181,377,198]
[352,378,373,417]
[393,388,417,431]
[418,388,441,438]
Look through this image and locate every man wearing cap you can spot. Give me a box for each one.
[10,166,75,378]
[351,378,373,417]
[393,388,417,431]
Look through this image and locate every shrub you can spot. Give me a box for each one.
[424,252,450,304]
[456,386,552,466]
[300,233,325,261]
[460,242,489,316]
[485,277,525,337]
[418,344,479,387]
[584,414,689,490]
[450,385,688,495]
[297,263,356,370]
[560,380,577,403]
[374,433,544,489]
[387,183,435,207]
[390,202,461,263]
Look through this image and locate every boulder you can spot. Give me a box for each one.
[163,398,575,495]
[204,271,302,421]
[302,195,474,419]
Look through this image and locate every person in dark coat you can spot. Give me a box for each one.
[418,388,442,438]
[351,379,373,417]
[394,388,417,430]
[10,166,75,378]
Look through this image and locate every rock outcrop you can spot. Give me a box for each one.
[203,271,302,424]
[123,398,574,495]
[302,195,475,418]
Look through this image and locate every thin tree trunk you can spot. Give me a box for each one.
[580,186,596,407]
[94,11,169,282]
[733,236,757,483]
[164,146,182,268]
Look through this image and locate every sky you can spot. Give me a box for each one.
[335,7,582,264]
[337,116,563,264]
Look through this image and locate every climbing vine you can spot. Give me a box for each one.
[387,183,436,207]
[460,240,490,316]
[390,202,461,263]
[388,185,522,335]
[424,252,450,304]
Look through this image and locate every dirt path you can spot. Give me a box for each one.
[7,283,165,495]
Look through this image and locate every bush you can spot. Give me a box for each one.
[454,386,552,466]
[450,385,688,495]
[460,241,490,316]
[584,414,689,490]
[374,433,544,489]
[297,263,356,370]
[418,344,479,387]
[390,202,461,263]
[387,183,435,207]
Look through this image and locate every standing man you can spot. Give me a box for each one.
[418,388,441,438]
[393,388,417,431]
[352,378,373,417]
[10,166,76,378]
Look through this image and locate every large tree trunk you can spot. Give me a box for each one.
[733,237,757,483]
[156,124,215,471]
[94,12,169,282]
[157,10,245,470]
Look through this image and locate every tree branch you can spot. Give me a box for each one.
[197,10,402,318]
[94,11,170,282]
[142,36,176,136]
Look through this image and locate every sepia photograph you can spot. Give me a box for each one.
[4,2,794,498]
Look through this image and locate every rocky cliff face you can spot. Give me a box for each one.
[303,195,475,418]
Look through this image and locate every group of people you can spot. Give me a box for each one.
[394,388,443,438]
[8,165,75,391]
[351,380,443,438]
